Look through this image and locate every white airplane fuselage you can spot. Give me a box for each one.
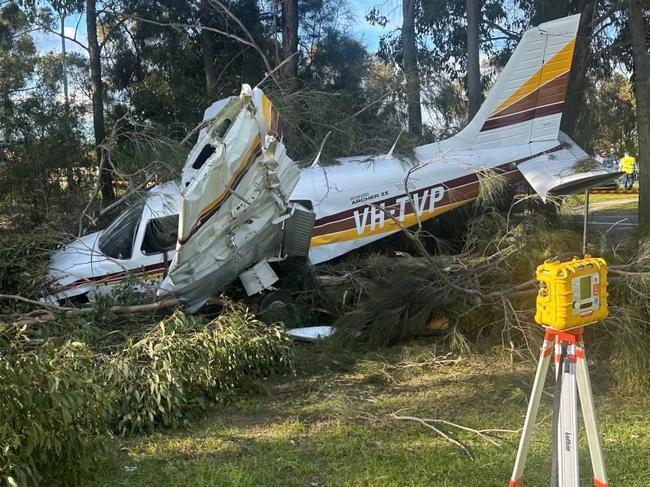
[295,138,562,264]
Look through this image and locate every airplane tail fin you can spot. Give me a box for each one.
[451,14,580,150]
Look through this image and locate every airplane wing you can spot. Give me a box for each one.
[159,85,301,310]
[518,133,622,199]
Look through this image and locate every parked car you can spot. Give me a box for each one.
[593,157,620,190]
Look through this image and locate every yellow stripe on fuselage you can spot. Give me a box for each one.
[310,199,472,247]
[195,135,261,222]
[261,95,273,129]
[490,39,575,116]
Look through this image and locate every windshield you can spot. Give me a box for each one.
[98,201,144,259]
[141,215,179,255]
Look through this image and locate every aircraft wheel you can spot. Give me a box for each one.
[258,290,294,310]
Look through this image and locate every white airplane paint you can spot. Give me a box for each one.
[42,181,180,306]
[42,14,619,311]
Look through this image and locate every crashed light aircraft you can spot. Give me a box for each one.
[43,14,619,311]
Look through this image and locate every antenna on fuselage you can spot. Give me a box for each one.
[385,129,403,159]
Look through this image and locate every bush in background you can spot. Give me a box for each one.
[0,224,68,307]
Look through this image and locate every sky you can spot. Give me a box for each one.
[33,12,88,54]
[32,1,399,55]
[349,0,402,51]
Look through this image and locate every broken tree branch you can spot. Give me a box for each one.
[390,411,519,458]
[0,294,75,312]
[389,412,475,460]
[1,296,183,327]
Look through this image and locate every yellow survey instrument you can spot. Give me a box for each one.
[534,255,608,330]
[509,256,610,487]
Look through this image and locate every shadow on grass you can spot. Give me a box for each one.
[113,414,649,487]
[103,344,650,487]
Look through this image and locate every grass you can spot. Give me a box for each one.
[562,192,639,219]
[97,341,650,487]
[565,192,638,205]
[594,200,639,213]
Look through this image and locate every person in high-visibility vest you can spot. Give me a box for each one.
[619,152,636,190]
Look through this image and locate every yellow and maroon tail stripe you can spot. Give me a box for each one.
[481,39,575,132]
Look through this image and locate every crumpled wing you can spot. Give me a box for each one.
[159,84,299,310]
[518,133,622,199]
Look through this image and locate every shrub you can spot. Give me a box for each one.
[0,342,114,486]
[0,305,294,485]
[0,224,67,308]
[104,306,295,435]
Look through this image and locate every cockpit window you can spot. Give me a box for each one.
[192,144,216,170]
[217,118,231,138]
[141,214,179,255]
[98,201,144,260]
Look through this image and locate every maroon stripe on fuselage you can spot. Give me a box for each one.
[52,261,168,294]
[313,145,562,229]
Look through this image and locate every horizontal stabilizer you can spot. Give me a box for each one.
[518,133,622,199]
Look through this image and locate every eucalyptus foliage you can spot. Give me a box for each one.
[0,341,113,487]
[105,308,294,435]
[0,305,294,486]
[0,224,68,306]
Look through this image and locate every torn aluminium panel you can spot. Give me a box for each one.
[158,85,306,311]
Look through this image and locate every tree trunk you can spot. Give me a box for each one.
[60,10,75,191]
[60,13,69,109]
[86,0,114,203]
[402,0,422,136]
[281,0,299,90]
[628,0,650,229]
[465,0,481,123]
[560,0,598,142]
[199,0,218,100]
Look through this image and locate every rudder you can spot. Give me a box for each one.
[451,14,580,150]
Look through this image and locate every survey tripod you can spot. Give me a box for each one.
[507,326,609,487]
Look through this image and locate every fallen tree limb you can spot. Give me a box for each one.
[390,411,520,460]
[388,352,459,370]
[1,296,183,327]
[389,412,476,460]
[0,294,75,312]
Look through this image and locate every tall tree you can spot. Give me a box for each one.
[281,0,298,89]
[86,0,114,203]
[465,0,480,122]
[17,0,83,109]
[560,0,599,138]
[627,0,650,228]
[199,0,218,100]
[402,0,422,135]
[414,0,510,133]
[0,3,36,105]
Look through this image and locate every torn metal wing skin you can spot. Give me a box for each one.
[159,85,300,310]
